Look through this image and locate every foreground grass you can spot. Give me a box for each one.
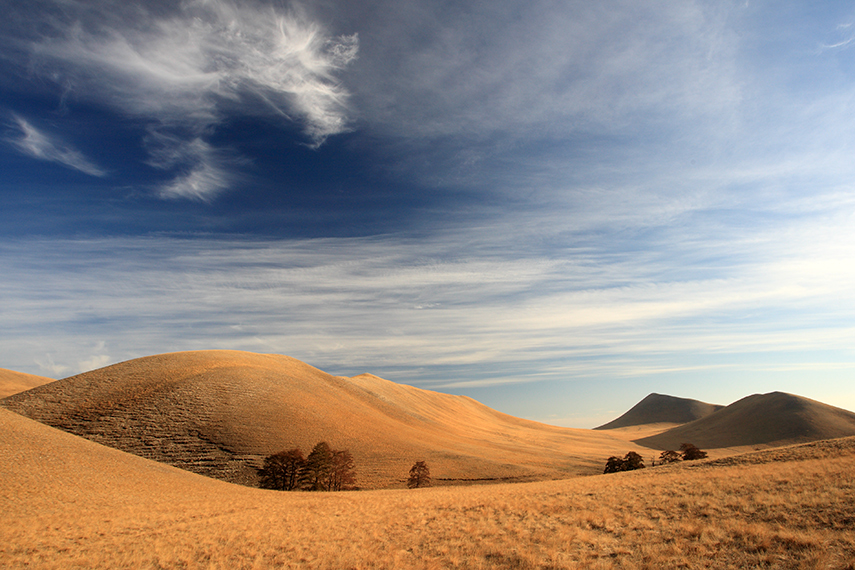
[2,410,854,569]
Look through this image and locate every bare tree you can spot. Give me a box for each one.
[302,441,334,491]
[407,461,432,488]
[259,448,305,490]
[329,449,357,491]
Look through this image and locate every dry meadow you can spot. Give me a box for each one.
[3,408,854,570]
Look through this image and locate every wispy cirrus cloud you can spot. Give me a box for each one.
[6,115,106,177]
[144,133,243,201]
[22,0,358,199]
[2,199,854,422]
[819,21,855,51]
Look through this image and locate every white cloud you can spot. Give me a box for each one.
[33,354,69,378]
[6,115,107,177]
[27,0,358,198]
[2,199,854,387]
[145,134,240,200]
[78,354,111,374]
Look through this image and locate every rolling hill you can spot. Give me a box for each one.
[0,368,53,398]
[594,393,723,430]
[3,403,855,569]
[0,350,644,489]
[634,391,855,451]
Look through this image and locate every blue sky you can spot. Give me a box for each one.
[2,0,854,427]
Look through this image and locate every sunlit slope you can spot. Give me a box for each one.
[635,391,855,451]
[0,368,53,398]
[0,406,232,512]
[1,350,641,488]
[594,393,723,430]
[3,406,854,569]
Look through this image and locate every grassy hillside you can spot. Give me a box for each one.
[636,391,855,451]
[2,407,853,569]
[0,368,53,398]
[595,393,723,430]
[1,350,644,488]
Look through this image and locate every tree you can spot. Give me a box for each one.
[680,443,708,461]
[623,451,645,471]
[604,456,625,474]
[407,461,432,488]
[302,441,334,491]
[604,451,645,474]
[258,448,305,491]
[329,449,357,491]
[659,450,681,464]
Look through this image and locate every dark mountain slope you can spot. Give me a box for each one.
[595,393,723,430]
[635,391,855,450]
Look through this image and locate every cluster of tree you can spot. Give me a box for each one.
[603,451,646,473]
[659,443,708,463]
[259,441,356,491]
[407,461,431,488]
[604,443,709,473]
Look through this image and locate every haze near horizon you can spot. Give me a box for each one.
[1,1,854,427]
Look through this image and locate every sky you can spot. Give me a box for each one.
[2,0,854,428]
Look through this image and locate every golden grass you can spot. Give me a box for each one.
[0,368,53,398]
[595,422,682,441]
[3,408,854,569]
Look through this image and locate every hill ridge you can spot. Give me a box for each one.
[595,392,723,430]
[634,391,855,450]
[0,368,54,398]
[1,350,643,489]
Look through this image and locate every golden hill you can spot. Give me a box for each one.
[635,391,855,451]
[0,368,53,398]
[594,393,723,430]
[0,350,644,489]
[3,406,854,569]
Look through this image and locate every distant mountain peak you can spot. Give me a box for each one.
[634,391,855,450]
[595,393,723,430]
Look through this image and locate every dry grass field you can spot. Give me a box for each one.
[3,407,854,570]
[1,351,650,488]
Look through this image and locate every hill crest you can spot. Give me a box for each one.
[0,368,54,398]
[634,391,855,450]
[595,393,723,430]
[1,350,643,489]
